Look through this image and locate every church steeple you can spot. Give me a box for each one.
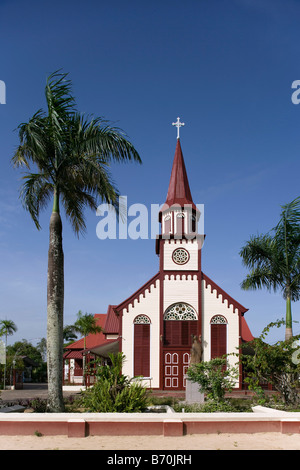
[160,138,197,216]
[158,117,200,242]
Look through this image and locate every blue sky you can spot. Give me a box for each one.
[0,0,299,346]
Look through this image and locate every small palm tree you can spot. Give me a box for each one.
[63,325,78,344]
[240,197,300,340]
[12,70,141,411]
[0,319,17,389]
[73,310,102,386]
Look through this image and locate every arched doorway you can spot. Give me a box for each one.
[163,303,198,390]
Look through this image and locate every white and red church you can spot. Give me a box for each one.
[64,121,254,391]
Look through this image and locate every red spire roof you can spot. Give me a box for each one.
[160,139,198,214]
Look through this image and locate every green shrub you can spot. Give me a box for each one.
[186,357,239,402]
[27,398,48,412]
[80,353,149,412]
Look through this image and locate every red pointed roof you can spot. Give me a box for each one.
[160,139,198,214]
[241,316,254,342]
[103,305,119,334]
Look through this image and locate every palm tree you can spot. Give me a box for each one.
[73,310,102,386]
[36,337,47,362]
[240,197,300,341]
[0,319,17,389]
[63,325,78,344]
[12,70,141,411]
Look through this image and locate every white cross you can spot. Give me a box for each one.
[172,117,185,139]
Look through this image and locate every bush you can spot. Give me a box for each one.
[30,398,48,412]
[79,353,149,412]
[186,357,239,402]
[241,320,300,407]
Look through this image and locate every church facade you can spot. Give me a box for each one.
[90,131,253,391]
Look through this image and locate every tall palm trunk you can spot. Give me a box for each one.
[285,293,293,341]
[47,193,64,412]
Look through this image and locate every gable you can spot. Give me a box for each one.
[115,272,160,314]
[202,272,248,316]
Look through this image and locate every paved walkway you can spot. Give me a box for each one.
[0,383,78,403]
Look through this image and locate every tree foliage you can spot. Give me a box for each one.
[73,310,102,346]
[240,319,300,406]
[80,353,149,412]
[240,197,300,340]
[186,357,239,403]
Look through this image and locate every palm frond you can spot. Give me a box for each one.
[241,265,280,293]
[240,234,275,268]
[60,155,119,235]
[20,173,53,229]
[12,70,141,237]
[68,114,141,164]
[12,110,48,169]
[45,70,75,119]
[273,196,300,242]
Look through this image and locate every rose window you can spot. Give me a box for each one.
[172,248,189,265]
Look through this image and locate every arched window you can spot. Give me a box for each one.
[164,303,197,320]
[190,214,196,234]
[134,315,150,377]
[164,214,172,235]
[164,303,198,347]
[210,315,227,359]
[176,212,185,236]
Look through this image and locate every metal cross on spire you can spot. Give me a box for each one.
[172,117,185,139]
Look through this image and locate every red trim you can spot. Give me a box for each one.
[115,272,160,314]
[202,272,248,315]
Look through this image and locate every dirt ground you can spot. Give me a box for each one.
[0,432,299,450]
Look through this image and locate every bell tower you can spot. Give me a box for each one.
[157,118,204,390]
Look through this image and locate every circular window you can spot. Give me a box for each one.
[172,248,190,265]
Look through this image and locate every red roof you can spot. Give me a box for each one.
[241,316,254,342]
[160,139,198,215]
[63,349,83,359]
[104,305,119,334]
[66,314,108,350]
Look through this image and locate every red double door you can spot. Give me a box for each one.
[163,350,191,390]
[163,320,198,390]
